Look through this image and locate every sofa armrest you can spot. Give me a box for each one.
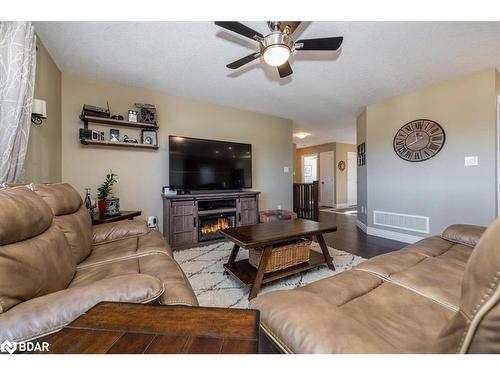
[92,220,149,245]
[441,224,487,248]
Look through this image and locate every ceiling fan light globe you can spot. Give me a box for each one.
[263,45,290,67]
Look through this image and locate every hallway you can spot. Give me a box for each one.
[319,211,406,259]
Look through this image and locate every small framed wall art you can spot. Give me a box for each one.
[338,160,346,171]
[142,129,158,146]
[109,129,120,142]
[357,142,366,166]
[128,110,139,122]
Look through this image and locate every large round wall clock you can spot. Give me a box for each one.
[393,119,445,162]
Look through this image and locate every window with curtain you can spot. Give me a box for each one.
[0,22,37,184]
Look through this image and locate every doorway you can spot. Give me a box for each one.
[347,151,357,205]
[302,154,318,183]
[319,151,335,207]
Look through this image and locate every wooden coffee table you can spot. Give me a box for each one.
[35,302,260,354]
[221,219,337,300]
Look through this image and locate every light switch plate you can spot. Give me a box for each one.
[464,156,479,166]
[283,166,289,173]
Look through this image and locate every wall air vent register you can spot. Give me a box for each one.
[373,210,430,234]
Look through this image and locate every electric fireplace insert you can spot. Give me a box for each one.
[198,212,236,242]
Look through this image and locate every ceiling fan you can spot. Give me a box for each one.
[214,21,343,78]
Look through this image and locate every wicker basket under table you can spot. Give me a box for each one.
[248,239,312,273]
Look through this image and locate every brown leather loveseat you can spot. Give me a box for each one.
[0,183,197,343]
[250,219,500,353]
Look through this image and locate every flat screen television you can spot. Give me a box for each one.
[169,135,252,191]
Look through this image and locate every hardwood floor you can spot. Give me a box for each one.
[318,211,406,259]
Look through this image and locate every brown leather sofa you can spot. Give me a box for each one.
[250,219,500,353]
[0,183,197,343]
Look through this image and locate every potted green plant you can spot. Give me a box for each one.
[97,170,118,213]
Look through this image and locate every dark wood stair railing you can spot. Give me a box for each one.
[293,181,319,221]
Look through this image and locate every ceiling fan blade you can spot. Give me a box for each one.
[277,61,293,78]
[215,22,263,41]
[226,52,261,69]
[295,36,343,51]
[280,21,302,35]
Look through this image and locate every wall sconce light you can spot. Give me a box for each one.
[31,99,47,125]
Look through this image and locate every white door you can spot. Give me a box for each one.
[319,151,334,207]
[347,151,357,205]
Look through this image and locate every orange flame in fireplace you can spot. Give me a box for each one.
[201,218,231,234]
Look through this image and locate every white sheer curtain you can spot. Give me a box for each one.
[0,22,37,183]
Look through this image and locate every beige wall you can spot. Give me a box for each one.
[364,68,498,236]
[294,141,356,205]
[497,69,500,94]
[61,74,294,230]
[24,37,62,183]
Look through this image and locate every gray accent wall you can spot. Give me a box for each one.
[360,68,498,237]
[356,110,368,225]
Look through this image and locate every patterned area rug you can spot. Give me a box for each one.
[174,241,365,308]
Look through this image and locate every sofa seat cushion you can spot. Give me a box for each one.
[138,229,174,258]
[0,274,163,342]
[138,254,198,306]
[355,237,471,310]
[70,258,140,287]
[77,229,172,270]
[250,270,454,353]
[71,254,198,307]
[78,238,139,270]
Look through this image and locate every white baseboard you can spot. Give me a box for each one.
[356,219,367,233]
[356,220,423,244]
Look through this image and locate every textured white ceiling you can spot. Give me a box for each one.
[34,21,500,147]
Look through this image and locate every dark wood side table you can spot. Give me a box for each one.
[221,219,337,300]
[35,302,260,354]
[92,210,142,225]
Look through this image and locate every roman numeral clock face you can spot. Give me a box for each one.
[393,119,445,162]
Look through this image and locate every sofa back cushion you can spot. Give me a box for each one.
[34,183,92,264]
[441,224,486,248]
[0,187,53,246]
[434,218,500,353]
[0,188,76,313]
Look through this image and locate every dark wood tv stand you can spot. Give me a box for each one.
[162,191,260,250]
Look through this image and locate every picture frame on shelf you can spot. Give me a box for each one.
[142,129,158,146]
[109,129,120,142]
[128,110,138,122]
[92,130,105,141]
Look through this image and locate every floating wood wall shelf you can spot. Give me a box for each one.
[79,114,159,151]
[80,115,159,130]
[80,139,159,150]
